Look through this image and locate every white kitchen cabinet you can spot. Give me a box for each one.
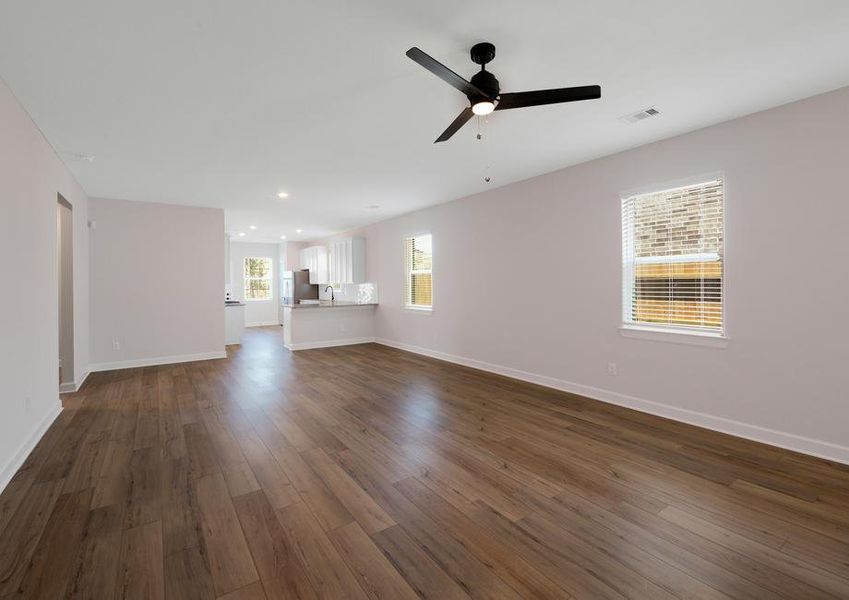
[298,248,307,272]
[299,245,328,284]
[225,303,245,344]
[328,237,365,284]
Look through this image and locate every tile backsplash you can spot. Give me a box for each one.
[318,282,378,304]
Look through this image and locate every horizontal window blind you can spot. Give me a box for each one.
[622,179,724,333]
[404,234,432,309]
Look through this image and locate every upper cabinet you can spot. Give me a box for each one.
[299,245,328,284]
[329,237,365,284]
[298,238,365,284]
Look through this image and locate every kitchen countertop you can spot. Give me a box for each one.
[281,301,378,309]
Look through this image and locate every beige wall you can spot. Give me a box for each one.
[0,77,90,489]
[285,241,307,270]
[319,86,849,463]
[89,198,224,367]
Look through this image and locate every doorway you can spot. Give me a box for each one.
[57,195,74,391]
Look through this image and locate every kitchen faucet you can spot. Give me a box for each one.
[325,285,334,301]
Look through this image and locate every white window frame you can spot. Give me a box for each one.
[403,233,433,312]
[244,256,273,302]
[620,173,728,348]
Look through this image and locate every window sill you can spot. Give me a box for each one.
[403,306,433,315]
[619,325,728,348]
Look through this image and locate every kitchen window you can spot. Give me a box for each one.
[244,256,273,301]
[404,234,432,310]
[621,179,725,338]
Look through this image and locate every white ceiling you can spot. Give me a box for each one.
[2,1,849,242]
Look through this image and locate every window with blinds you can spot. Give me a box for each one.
[622,179,724,334]
[244,256,273,300]
[404,234,432,310]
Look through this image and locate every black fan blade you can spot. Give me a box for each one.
[495,85,601,111]
[406,47,490,99]
[434,107,474,143]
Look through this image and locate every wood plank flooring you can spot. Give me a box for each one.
[1,326,848,599]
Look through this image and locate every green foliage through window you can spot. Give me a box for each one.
[244,257,273,300]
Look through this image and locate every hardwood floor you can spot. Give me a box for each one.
[1,326,848,599]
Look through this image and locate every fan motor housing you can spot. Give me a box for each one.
[469,70,500,102]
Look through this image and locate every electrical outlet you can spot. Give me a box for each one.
[24,396,31,413]
[607,362,618,376]
[112,340,120,351]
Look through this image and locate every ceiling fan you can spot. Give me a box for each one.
[406,42,601,143]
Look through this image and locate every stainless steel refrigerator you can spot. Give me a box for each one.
[282,270,318,304]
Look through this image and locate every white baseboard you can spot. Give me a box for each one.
[374,338,849,465]
[246,321,280,327]
[89,350,227,372]
[0,401,63,493]
[286,337,376,351]
[59,370,90,394]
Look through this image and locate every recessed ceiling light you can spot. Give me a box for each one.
[238,232,246,237]
[296,228,303,233]
[249,225,257,230]
[277,191,289,198]
[280,235,287,240]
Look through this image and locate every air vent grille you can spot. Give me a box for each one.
[620,106,661,124]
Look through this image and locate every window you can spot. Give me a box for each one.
[244,257,273,301]
[404,234,432,310]
[622,179,724,336]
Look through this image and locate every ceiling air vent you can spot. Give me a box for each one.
[619,106,660,124]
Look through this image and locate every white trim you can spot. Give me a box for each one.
[402,232,434,312]
[620,172,728,341]
[243,255,274,302]
[402,306,433,315]
[374,338,849,466]
[0,401,63,493]
[245,320,280,327]
[621,172,724,199]
[619,325,728,348]
[285,336,376,351]
[77,369,91,390]
[59,369,90,394]
[635,252,719,264]
[89,350,226,372]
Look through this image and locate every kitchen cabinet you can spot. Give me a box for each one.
[328,237,365,284]
[225,303,245,344]
[299,245,328,284]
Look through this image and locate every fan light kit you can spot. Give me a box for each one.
[406,42,601,143]
[472,100,495,116]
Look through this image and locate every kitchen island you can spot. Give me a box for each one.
[281,301,377,350]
